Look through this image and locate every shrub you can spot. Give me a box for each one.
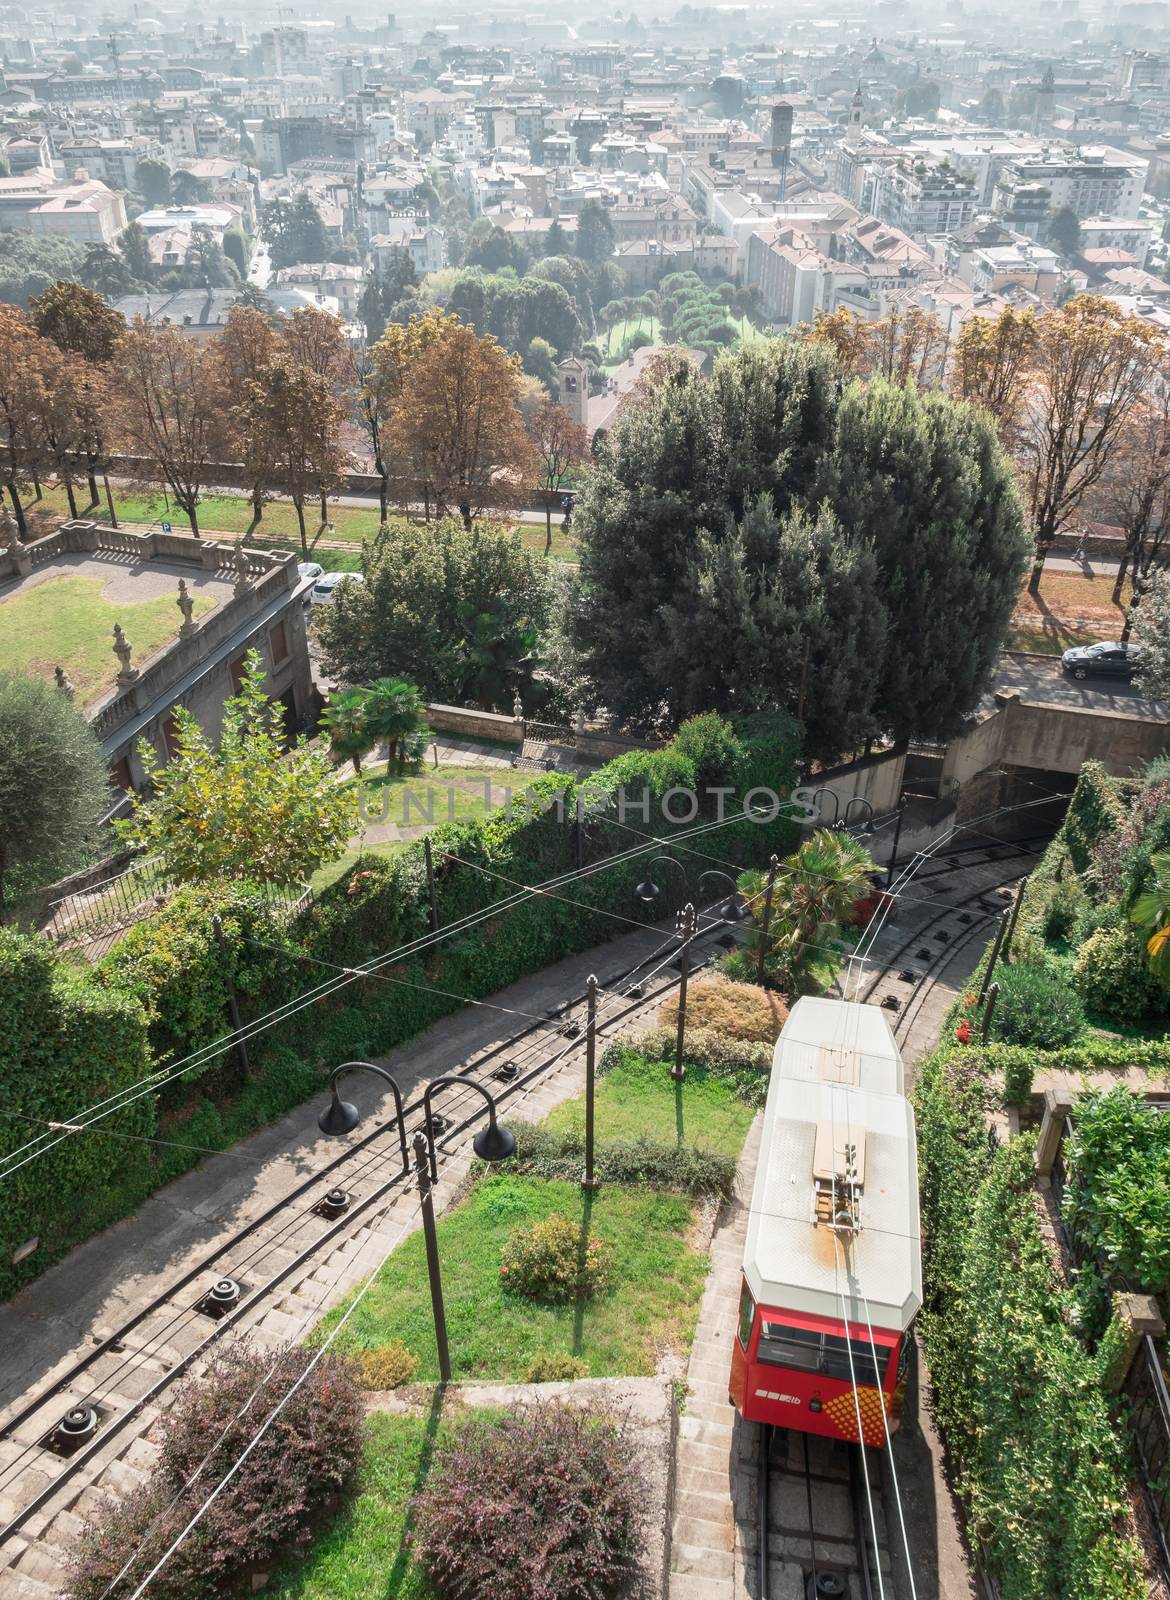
[356,1341,417,1390]
[658,978,787,1043]
[500,1211,614,1303]
[1059,759,1125,874]
[1072,921,1170,1021]
[670,711,745,791]
[1066,1089,1170,1303]
[500,1121,739,1198]
[990,960,1086,1048]
[411,1402,648,1600]
[67,1341,365,1600]
[0,930,152,1299]
[626,1025,772,1105]
[526,1351,590,1383]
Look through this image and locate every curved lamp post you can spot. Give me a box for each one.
[318,1061,410,1173]
[421,1075,516,1182]
[316,1064,516,1384]
[634,854,687,907]
[844,797,875,834]
[697,869,749,923]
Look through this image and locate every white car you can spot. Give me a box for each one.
[310,571,364,606]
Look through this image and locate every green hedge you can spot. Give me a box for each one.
[0,714,798,1300]
[914,1051,1145,1600]
[1059,759,1127,875]
[0,930,153,1298]
[495,1121,738,1197]
[613,1027,772,1107]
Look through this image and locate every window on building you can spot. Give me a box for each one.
[162,714,182,758]
[111,755,133,792]
[229,652,249,693]
[269,619,289,665]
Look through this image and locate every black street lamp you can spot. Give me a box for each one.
[318,1061,410,1172]
[421,1075,517,1183]
[634,854,687,906]
[316,1064,516,1384]
[697,869,749,923]
[844,797,875,835]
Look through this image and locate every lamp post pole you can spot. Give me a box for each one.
[424,836,440,933]
[315,1063,515,1389]
[756,855,779,984]
[412,1130,452,1384]
[979,909,1011,1005]
[886,799,906,891]
[211,913,250,1081]
[673,902,696,1082]
[583,973,598,1190]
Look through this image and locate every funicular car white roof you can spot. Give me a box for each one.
[742,997,922,1332]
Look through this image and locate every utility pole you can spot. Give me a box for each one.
[673,903,697,1081]
[424,836,440,933]
[1001,879,1026,963]
[756,855,780,984]
[211,914,249,1080]
[583,974,598,1189]
[979,909,1011,1005]
[886,798,907,891]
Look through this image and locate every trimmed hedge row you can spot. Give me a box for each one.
[497,1120,739,1198]
[1,714,798,1300]
[914,1050,1146,1600]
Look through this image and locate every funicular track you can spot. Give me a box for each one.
[0,920,736,1566]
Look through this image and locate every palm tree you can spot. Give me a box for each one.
[321,688,373,776]
[1129,850,1170,989]
[750,829,876,989]
[363,676,429,776]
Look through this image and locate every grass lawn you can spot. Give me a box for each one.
[317,1174,708,1381]
[312,764,544,890]
[545,1048,756,1158]
[602,315,662,361]
[24,482,578,564]
[269,1411,438,1600]
[0,573,215,705]
[1008,569,1133,655]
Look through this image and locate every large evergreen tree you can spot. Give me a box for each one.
[571,345,1029,750]
[815,379,1029,741]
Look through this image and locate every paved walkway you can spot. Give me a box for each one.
[669,1117,761,1599]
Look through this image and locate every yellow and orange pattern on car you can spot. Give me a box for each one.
[823,1386,889,1447]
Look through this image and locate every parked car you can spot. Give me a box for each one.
[298,562,324,608]
[1061,642,1143,681]
[310,571,364,606]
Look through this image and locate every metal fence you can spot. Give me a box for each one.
[45,855,174,950]
[1123,1335,1170,1580]
[45,861,312,960]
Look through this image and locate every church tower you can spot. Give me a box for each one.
[849,81,864,134]
[1034,64,1055,133]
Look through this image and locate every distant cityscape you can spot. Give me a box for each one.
[3,1,1170,373]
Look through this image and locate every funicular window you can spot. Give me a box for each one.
[737,1281,755,1349]
[758,1321,885,1388]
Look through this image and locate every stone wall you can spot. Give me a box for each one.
[425,704,524,745]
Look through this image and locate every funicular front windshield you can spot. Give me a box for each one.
[758,1321,888,1387]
